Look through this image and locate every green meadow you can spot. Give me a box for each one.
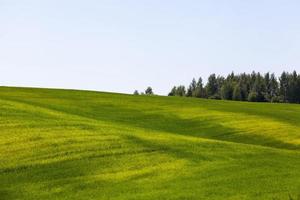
[1,86,300,200]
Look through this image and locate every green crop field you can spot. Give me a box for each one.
[1,87,300,200]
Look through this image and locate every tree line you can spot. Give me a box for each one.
[168,71,300,103]
[134,87,153,95]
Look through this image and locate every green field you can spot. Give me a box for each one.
[1,87,300,200]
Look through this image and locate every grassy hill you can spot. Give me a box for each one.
[1,87,300,200]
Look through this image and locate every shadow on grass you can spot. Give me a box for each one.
[3,97,300,151]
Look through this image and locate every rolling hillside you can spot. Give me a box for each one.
[1,87,300,200]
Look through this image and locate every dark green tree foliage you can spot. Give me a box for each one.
[186,86,193,97]
[215,76,225,99]
[251,73,266,102]
[232,85,242,101]
[206,74,218,97]
[168,71,300,104]
[168,86,177,96]
[280,72,288,101]
[168,86,186,96]
[186,78,197,97]
[145,87,153,95]
[133,90,139,95]
[221,82,234,100]
[238,73,250,101]
[297,73,300,103]
[195,77,205,98]
[176,85,186,96]
[264,73,271,102]
[288,71,299,103]
[248,91,258,102]
[279,71,300,103]
[269,73,279,101]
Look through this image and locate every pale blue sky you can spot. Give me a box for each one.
[0,0,299,95]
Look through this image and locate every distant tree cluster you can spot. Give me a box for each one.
[168,71,300,103]
[134,87,154,95]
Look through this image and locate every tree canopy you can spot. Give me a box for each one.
[169,71,300,104]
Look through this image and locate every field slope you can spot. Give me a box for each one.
[1,87,300,200]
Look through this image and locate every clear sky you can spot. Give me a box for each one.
[1,0,300,95]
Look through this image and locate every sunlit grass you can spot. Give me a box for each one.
[1,87,300,200]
